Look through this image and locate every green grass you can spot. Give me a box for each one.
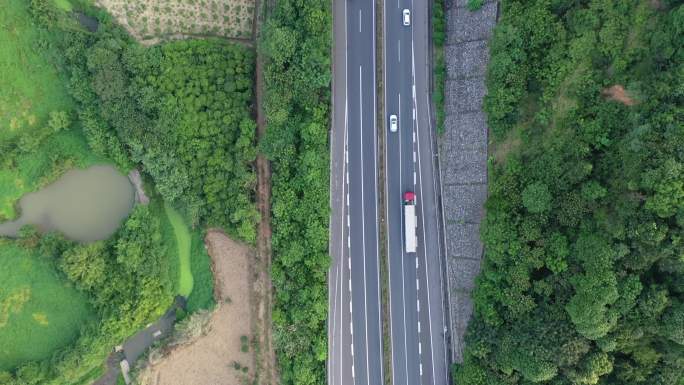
[0,241,95,371]
[53,0,73,12]
[164,204,193,297]
[0,1,75,143]
[186,231,215,312]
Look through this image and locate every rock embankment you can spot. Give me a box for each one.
[440,0,497,363]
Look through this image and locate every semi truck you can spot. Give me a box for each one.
[403,191,417,253]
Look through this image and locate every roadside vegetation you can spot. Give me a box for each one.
[456,1,684,384]
[432,0,446,134]
[260,0,332,383]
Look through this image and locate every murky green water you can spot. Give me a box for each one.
[0,165,134,242]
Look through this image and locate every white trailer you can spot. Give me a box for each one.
[404,191,417,253]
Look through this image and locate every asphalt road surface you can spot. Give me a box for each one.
[329,1,384,385]
[330,1,449,385]
[384,1,450,385]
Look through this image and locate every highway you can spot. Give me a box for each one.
[329,0,384,385]
[384,1,450,385]
[329,1,449,385]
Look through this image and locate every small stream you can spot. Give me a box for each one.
[0,165,134,242]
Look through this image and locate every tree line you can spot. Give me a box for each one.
[455,1,684,384]
[260,0,332,384]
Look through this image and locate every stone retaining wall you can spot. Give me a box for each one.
[440,0,497,363]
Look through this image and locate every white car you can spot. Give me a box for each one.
[389,114,398,132]
[402,9,411,26]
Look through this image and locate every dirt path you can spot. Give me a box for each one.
[137,230,254,385]
[253,0,278,381]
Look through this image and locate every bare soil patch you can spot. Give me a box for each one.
[602,84,637,106]
[95,0,255,43]
[137,230,254,385]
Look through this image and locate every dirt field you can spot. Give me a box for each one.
[137,230,254,385]
[95,0,255,43]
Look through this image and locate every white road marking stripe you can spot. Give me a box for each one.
[349,279,352,292]
[414,27,441,385]
[419,342,422,355]
[359,9,361,33]
[418,321,421,333]
[417,300,420,312]
[359,64,372,385]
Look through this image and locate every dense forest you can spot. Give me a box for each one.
[61,25,259,241]
[260,0,332,384]
[455,1,684,384]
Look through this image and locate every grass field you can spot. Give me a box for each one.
[0,241,95,371]
[0,0,75,142]
[162,203,215,312]
[186,231,215,312]
[164,204,193,297]
[0,0,101,221]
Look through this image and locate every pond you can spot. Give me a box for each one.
[0,165,134,242]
